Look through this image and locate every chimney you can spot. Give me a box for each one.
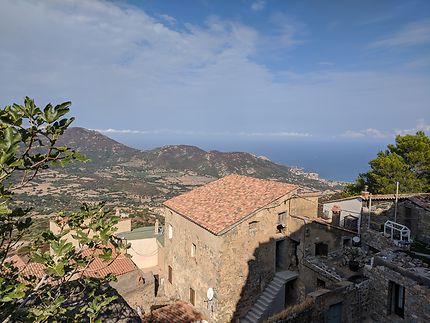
[115,208,121,217]
[361,185,369,199]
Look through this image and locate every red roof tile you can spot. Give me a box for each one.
[6,248,137,280]
[148,301,203,323]
[164,174,297,235]
[6,255,45,279]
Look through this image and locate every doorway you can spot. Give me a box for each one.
[275,239,287,272]
[327,302,342,323]
[284,279,298,307]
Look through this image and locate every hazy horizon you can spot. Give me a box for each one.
[99,130,391,182]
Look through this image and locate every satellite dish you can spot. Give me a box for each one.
[207,287,214,301]
[352,236,360,244]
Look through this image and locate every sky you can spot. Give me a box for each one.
[1,0,429,144]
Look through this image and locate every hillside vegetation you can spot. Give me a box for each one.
[12,127,343,222]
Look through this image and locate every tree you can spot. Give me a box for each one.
[345,131,430,195]
[0,97,128,322]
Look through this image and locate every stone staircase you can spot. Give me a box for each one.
[241,271,298,323]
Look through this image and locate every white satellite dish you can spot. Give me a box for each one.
[207,287,214,301]
[352,236,360,244]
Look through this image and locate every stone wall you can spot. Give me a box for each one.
[218,195,293,322]
[267,280,371,323]
[110,269,150,315]
[365,199,430,243]
[364,263,430,322]
[162,207,222,321]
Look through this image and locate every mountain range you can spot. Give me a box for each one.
[13,127,343,223]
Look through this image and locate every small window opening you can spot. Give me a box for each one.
[168,265,172,284]
[190,287,195,306]
[168,224,173,239]
[343,237,352,247]
[317,278,326,289]
[315,242,328,256]
[191,243,196,258]
[249,221,258,234]
[278,212,287,224]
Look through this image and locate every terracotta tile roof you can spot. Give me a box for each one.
[83,254,137,278]
[362,193,418,200]
[148,301,203,323]
[164,174,297,235]
[80,246,137,278]
[6,255,45,279]
[6,248,137,280]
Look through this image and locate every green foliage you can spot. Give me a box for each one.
[0,97,127,322]
[345,131,430,195]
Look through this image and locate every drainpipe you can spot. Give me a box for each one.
[367,194,372,230]
[394,181,399,223]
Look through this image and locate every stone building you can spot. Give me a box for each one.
[162,174,318,322]
[364,250,430,323]
[363,194,430,243]
[321,193,430,238]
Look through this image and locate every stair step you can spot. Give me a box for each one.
[254,303,266,313]
[271,280,284,289]
[261,294,274,303]
[273,277,286,284]
[257,298,270,307]
[265,289,277,298]
[252,310,263,318]
[266,285,280,295]
[247,311,260,322]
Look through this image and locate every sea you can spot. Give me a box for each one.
[109,134,390,183]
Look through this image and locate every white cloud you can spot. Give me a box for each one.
[342,128,391,139]
[239,131,311,137]
[342,120,430,139]
[269,13,306,48]
[91,128,150,134]
[370,19,430,48]
[159,14,177,25]
[251,1,266,12]
[395,119,430,135]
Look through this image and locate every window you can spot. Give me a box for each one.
[168,266,172,284]
[191,243,196,258]
[389,281,405,318]
[168,224,173,239]
[317,278,326,289]
[342,237,352,247]
[249,221,258,234]
[189,287,195,306]
[315,242,328,256]
[278,212,287,224]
